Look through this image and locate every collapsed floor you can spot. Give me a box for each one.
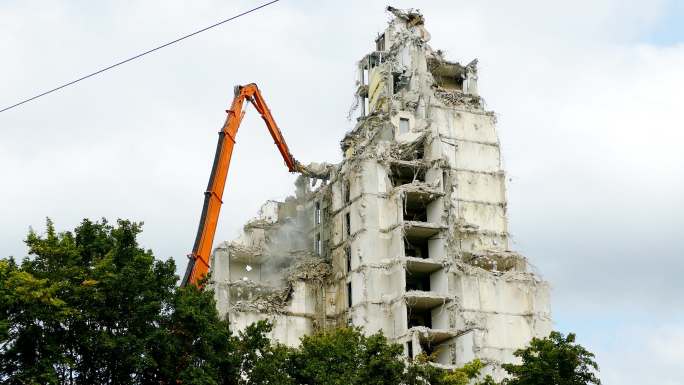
[209,7,551,380]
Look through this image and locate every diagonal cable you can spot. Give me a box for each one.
[0,0,281,114]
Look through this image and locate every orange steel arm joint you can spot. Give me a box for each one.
[181,83,303,286]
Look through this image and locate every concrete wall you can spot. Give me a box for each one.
[208,8,552,380]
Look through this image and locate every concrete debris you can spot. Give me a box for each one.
[433,86,482,108]
[299,162,334,180]
[386,6,430,41]
[462,250,527,272]
[244,218,275,230]
[227,279,291,314]
[386,6,425,26]
[208,8,551,380]
[395,181,443,198]
[216,241,263,262]
[285,257,331,283]
[389,131,428,160]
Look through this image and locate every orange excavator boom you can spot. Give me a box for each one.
[181,83,305,286]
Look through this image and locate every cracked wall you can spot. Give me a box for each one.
[209,7,551,380]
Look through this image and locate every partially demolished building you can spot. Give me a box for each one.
[209,7,551,378]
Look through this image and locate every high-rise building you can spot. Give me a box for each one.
[210,7,551,378]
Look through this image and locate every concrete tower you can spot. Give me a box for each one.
[210,8,551,378]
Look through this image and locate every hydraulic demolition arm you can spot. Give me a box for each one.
[181,83,315,286]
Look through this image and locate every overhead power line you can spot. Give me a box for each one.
[0,0,281,114]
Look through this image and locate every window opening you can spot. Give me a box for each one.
[419,339,439,357]
[406,270,431,291]
[376,33,385,51]
[345,212,351,237]
[404,238,429,259]
[393,72,409,94]
[403,199,428,222]
[408,308,432,329]
[389,164,426,187]
[399,117,410,134]
[315,233,321,255]
[343,181,351,204]
[428,58,464,91]
[415,144,424,160]
[345,245,352,273]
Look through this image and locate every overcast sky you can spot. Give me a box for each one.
[2,1,683,383]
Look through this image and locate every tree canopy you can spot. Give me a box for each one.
[501,331,601,385]
[0,218,600,385]
[0,218,238,385]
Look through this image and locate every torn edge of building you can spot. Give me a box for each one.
[209,7,552,380]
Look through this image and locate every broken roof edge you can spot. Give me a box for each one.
[386,6,425,26]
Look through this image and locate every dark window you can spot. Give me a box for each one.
[345,245,352,273]
[389,164,425,187]
[315,233,321,255]
[403,199,428,222]
[407,341,414,358]
[415,144,424,160]
[408,308,432,329]
[347,282,353,308]
[406,271,431,292]
[345,212,351,237]
[343,181,351,204]
[419,339,439,357]
[393,72,408,94]
[404,238,429,259]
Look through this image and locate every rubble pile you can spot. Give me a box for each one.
[285,257,331,284]
[433,87,482,108]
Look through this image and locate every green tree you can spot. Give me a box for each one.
[144,283,239,385]
[440,359,496,385]
[288,327,405,385]
[4,218,589,385]
[0,218,239,385]
[404,353,494,385]
[235,321,294,385]
[501,331,601,385]
[0,257,70,385]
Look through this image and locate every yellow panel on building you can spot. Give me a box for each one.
[368,67,386,112]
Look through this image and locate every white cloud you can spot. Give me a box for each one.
[596,323,684,385]
[1,1,682,383]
